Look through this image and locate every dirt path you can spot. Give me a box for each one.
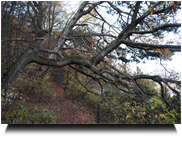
[47,76,97,124]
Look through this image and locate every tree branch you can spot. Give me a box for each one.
[122,40,181,52]
[158,81,174,110]
[75,70,99,95]
[135,2,162,27]
[93,7,120,33]
[130,23,181,35]
[92,36,180,68]
[107,1,132,16]
[132,75,181,85]
[130,2,141,28]
[154,2,181,14]
[69,32,117,38]
[32,53,93,69]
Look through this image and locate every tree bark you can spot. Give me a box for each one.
[2,48,35,91]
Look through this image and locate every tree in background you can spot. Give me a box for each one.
[1,1,68,80]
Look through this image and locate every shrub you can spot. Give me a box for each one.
[1,84,55,124]
[112,95,181,124]
[1,101,56,124]
[14,75,56,104]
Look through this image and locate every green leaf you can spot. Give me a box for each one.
[148,6,152,11]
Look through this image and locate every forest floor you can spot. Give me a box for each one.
[46,76,97,124]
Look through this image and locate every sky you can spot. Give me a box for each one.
[129,52,181,75]
[66,1,181,78]
[128,9,181,77]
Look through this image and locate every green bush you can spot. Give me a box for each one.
[1,64,57,124]
[112,95,181,124]
[1,102,56,124]
[15,76,56,104]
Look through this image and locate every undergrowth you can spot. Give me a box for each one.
[1,63,56,124]
[54,66,181,124]
[1,99,55,124]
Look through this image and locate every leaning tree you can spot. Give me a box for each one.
[1,1,181,112]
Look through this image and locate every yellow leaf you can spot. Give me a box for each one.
[151,105,155,110]
[126,114,132,119]
[159,114,166,119]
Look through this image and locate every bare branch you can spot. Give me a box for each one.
[32,53,93,69]
[107,2,132,16]
[158,81,174,110]
[132,75,181,85]
[122,40,181,52]
[131,23,181,35]
[38,49,64,58]
[93,7,120,33]
[130,2,141,27]
[75,70,99,95]
[69,32,117,38]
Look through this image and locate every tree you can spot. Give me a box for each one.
[1,1,67,83]
[2,1,181,115]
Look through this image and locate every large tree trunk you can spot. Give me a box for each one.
[1,48,34,92]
